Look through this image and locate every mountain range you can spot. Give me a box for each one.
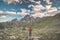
[0,13,60,29]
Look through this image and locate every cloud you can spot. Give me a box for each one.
[6,11,16,14]
[0,8,30,16]
[47,7,57,12]
[3,0,13,4]
[3,0,21,4]
[0,15,7,18]
[29,0,35,2]
[43,0,52,4]
[1,0,59,18]
[45,5,52,10]
[14,0,20,2]
[17,9,30,16]
[0,10,17,15]
[0,10,4,13]
[3,0,35,4]
[28,4,34,8]
[31,12,51,18]
[28,1,58,18]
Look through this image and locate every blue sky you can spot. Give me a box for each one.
[0,0,60,22]
[0,0,30,22]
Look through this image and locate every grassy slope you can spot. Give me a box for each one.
[0,14,60,40]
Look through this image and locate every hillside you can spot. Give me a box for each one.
[0,13,60,40]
